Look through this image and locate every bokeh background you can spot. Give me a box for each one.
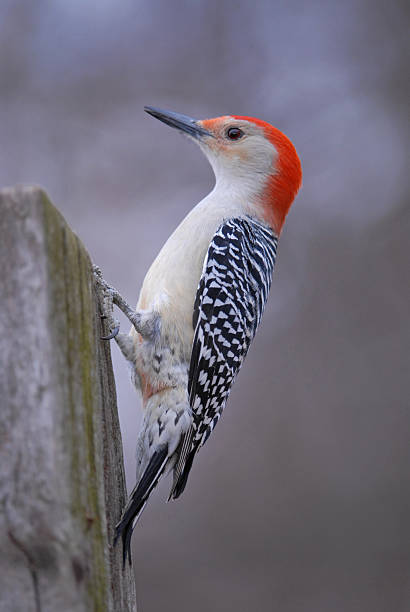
[1,1,409,610]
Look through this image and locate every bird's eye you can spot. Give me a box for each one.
[226,127,244,141]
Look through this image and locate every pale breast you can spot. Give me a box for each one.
[137,193,251,354]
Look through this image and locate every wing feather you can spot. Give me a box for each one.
[170,216,277,499]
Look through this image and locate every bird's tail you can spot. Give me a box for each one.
[114,445,169,567]
[168,427,198,501]
[169,447,196,500]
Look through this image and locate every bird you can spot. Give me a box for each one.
[94,106,302,566]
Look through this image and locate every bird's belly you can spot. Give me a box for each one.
[137,236,207,355]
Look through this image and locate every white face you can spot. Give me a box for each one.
[197,117,278,198]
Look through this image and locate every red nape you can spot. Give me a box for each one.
[233,116,302,234]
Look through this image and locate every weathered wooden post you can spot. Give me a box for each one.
[0,187,137,611]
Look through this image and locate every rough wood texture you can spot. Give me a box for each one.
[0,186,137,612]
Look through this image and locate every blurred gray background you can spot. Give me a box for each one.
[1,1,409,610]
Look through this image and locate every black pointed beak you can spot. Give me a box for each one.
[144,106,212,140]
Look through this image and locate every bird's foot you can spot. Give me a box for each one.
[92,265,161,346]
[92,264,145,338]
[92,265,123,339]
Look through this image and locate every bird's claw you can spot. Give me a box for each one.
[101,325,120,341]
[93,265,114,296]
[92,263,143,341]
[93,265,121,340]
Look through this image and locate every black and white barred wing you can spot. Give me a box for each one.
[170,217,277,499]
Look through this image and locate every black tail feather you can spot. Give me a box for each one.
[114,445,168,567]
[171,448,196,500]
[122,521,134,567]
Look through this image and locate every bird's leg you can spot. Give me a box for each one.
[92,266,136,363]
[93,266,160,344]
[93,265,138,328]
[93,267,119,337]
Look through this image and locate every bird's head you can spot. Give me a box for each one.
[145,106,302,235]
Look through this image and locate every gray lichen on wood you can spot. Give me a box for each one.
[0,186,137,611]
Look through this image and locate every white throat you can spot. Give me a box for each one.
[201,136,278,205]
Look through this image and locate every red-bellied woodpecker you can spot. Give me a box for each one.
[94,106,302,565]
